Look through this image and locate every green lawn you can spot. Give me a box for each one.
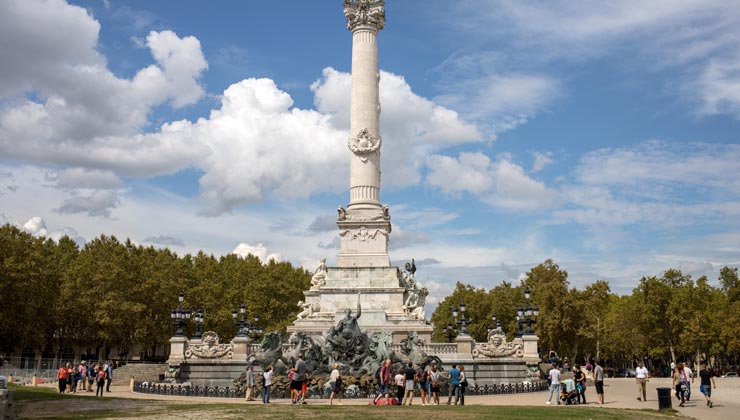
[10,385,686,420]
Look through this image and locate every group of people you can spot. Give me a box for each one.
[243,364,274,404]
[372,359,467,406]
[546,359,605,405]
[56,360,113,397]
[672,361,717,408]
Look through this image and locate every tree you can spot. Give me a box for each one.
[523,259,577,356]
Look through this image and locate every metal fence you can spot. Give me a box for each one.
[133,380,548,399]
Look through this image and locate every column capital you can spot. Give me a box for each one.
[344,0,385,32]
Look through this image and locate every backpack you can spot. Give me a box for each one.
[375,366,382,383]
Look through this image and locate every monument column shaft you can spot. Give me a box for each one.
[349,27,381,208]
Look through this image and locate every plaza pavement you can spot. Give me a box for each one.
[61,377,739,420]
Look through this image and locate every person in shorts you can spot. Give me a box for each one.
[403,362,416,405]
[290,353,307,404]
[593,359,605,404]
[430,364,441,405]
[699,363,717,408]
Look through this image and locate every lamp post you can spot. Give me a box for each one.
[233,304,263,340]
[444,323,458,343]
[452,301,470,336]
[521,287,539,335]
[192,308,204,339]
[170,291,191,337]
[516,306,524,337]
[247,313,263,341]
[232,303,247,338]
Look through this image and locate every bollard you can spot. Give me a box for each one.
[656,387,672,411]
[32,375,38,387]
[130,376,135,392]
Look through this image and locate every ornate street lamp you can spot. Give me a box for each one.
[192,308,204,339]
[171,292,191,337]
[444,323,458,343]
[247,314,263,341]
[452,301,470,336]
[232,303,247,338]
[521,287,539,335]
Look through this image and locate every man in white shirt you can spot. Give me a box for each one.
[546,363,561,405]
[635,362,649,401]
[683,362,694,401]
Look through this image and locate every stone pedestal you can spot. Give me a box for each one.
[231,337,249,362]
[166,336,187,366]
[455,334,475,357]
[521,334,540,363]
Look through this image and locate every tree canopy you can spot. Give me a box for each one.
[0,224,310,359]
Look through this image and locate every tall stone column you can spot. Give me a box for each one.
[337,0,390,268]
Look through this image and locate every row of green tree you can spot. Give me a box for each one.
[0,224,310,359]
[431,259,740,368]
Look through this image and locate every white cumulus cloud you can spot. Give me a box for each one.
[232,242,283,263]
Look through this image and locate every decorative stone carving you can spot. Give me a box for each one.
[162,366,181,383]
[348,128,381,162]
[339,226,388,242]
[310,258,327,290]
[296,301,320,320]
[382,205,390,220]
[403,286,428,321]
[185,332,233,359]
[473,327,525,358]
[337,206,347,221]
[344,0,386,32]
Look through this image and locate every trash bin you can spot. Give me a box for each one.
[656,387,672,411]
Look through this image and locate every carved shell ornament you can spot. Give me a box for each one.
[348,128,381,162]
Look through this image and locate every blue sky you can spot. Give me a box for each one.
[1,0,739,311]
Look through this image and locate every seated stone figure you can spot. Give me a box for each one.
[310,258,328,290]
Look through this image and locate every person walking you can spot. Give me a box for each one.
[446,364,460,405]
[683,361,693,401]
[394,367,405,404]
[593,359,605,404]
[95,365,106,397]
[458,365,467,406]
[262,365,273,404]
[673,362,688,407]
[329,363,342,405]
[403,362,416,405]
[244,365,255,401]
[546,363,561,405]
[698,362,716,408]
[573,365,586,404]
[635,361,649,401]
[70,363,79,393]
[373,359,392,406]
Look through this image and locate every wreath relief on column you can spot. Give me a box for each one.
[348,128,381,162]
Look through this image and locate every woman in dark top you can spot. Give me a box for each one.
[574,365,586,404]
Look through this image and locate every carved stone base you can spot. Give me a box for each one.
[287,265,432,344]
[336,206,391,268]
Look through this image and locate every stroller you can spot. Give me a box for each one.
[560,379,579,405]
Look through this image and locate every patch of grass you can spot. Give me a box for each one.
[9,384,72,402]
[10,387,690,420]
